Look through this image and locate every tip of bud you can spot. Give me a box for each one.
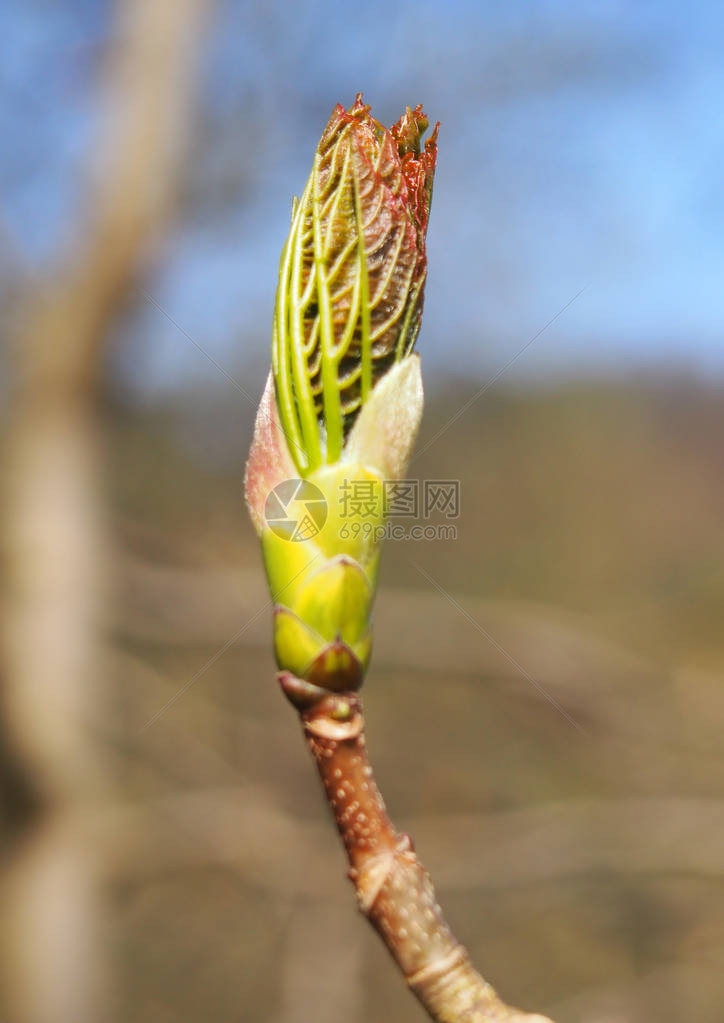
[390,104,428,156]
[270,95,438,476]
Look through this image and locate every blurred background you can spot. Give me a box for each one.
[1,2,722,1022]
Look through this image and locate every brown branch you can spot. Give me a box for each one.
[1,2,207,1021]
[279,675,554,1023]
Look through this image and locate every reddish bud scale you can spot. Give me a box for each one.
[314,95,438,411]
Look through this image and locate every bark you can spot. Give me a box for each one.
[280,676,554,1023]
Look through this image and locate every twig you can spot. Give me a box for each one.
[280,677,554,1023]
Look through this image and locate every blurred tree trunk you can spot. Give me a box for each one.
[0,2,207,1020]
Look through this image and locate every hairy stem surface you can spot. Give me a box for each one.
[279,677,554,1023]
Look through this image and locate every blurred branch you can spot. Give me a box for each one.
[1,1,208,1021]
[10,2,209,398]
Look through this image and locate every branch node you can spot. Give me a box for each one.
[355,849,397,914]
[305,714,363,742]
[407,945,468,990]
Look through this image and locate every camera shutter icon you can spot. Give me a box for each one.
[264,478,328,542]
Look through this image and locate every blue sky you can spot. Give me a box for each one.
[2,0,722,395]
